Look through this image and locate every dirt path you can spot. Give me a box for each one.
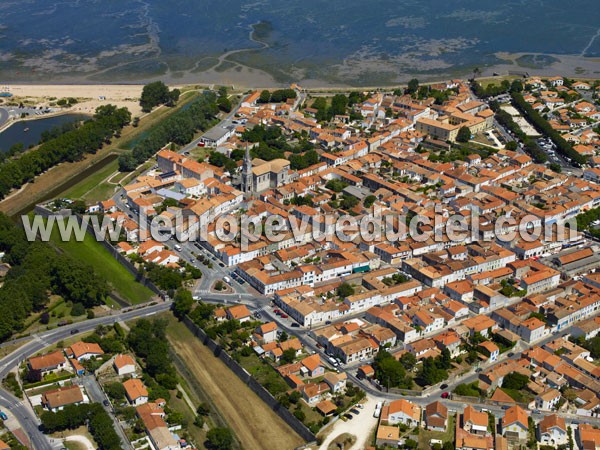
[166,321,304,450]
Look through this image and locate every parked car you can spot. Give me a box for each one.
[441,392,449,399]
[0,411,8,420]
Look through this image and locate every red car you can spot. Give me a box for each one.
[197,142,206,147]
[280,314,288,318]
[441,392,449,399]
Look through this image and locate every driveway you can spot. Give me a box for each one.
[64,435,95,450]
[318,394,380,450]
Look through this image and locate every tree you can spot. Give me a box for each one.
[399,352,417,371]
[280,348,296,365]
[407,78,419,94]
[259,90,271,103]
[206,427,234,450]
[140,81,178,112]
[502,372,529,390]
[363,195,377,208]
[457,126,471,143]
[373,350,413,389]
[217,96,232,113]
[336,282,355,298]
[173,289,194,319]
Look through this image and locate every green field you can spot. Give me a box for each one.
[50,226,153,305]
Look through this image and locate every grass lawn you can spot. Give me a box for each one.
[62,158,120,202]
[168,389,208,448]
[237,353,289,396]
[50,226,153,305]
[418,414,455,449]
[502,388,534,404]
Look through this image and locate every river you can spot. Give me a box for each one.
[0,113,90,152]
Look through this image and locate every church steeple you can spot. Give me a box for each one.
[242,143,253,194]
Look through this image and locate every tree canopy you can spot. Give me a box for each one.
[140,81,180,112]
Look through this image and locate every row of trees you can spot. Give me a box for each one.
[127,318,177,391]
[493,107,548,163]
[140,81,181,112]
[118,92,219,171]
[0,105,131,199]
[511,92,586,165]
[258,88,296,104]
[0,213,108,341]
[41,403,121,450]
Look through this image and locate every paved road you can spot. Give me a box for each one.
[0,301,171,449]
[80,375,131,449]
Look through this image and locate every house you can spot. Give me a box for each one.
[42,385,84,412]
[382,399,421,426]
[538,414,567,447]
[123,378,149,406]
[0,440,9,450]
[535,388,561,411]
[376,425,400,447]
[463,405,488,435]
[113,354,136,376]
[254,322,278,344]
[27,350,68,381]
[478,341,500,362]
[301,382,330,404]
[425,401,448,431]
[301,354,324,378]
[358,365,375,379]
[323,372,347,393]
[136,402,179,450]
[226,305,252,323]
[502,405,528,440]
[65,342,105,361]
[316,400,337,416]
[578,424,600,450]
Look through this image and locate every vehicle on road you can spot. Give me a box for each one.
[280,314,288,318]
[223,276,231,284]
[441,392,449,399]
[103,400,110,407]
[70,329,79,335]
[507,352,514,357]
[291,323,299,327]
[174,244,182,251]
[440,383,448,389]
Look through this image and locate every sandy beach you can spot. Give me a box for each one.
[3,85,149,117]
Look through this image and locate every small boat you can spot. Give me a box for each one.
[23,127,29,132]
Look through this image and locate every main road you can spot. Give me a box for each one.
[0,300,171,450]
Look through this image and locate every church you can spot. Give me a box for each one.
[242,146,293,194]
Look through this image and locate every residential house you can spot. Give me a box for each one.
[301,354,324,378]
[535,388,561,411]
[478,341,500,362]
[113,354,136,376]
[502,405,529,440]
[226,305,252,323]
[27,350,68,382]
[382,399,421,426]
[42,385,84,412]
[323,372,347,393]
[123,378,149,406]
[376,425,401,447]
[254,322,278,344]
[463,405,488,435]
[538,414,568,447]
[425,401,448,432]
[65,342,104,361]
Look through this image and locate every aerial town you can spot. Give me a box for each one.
[1,73,600,450]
